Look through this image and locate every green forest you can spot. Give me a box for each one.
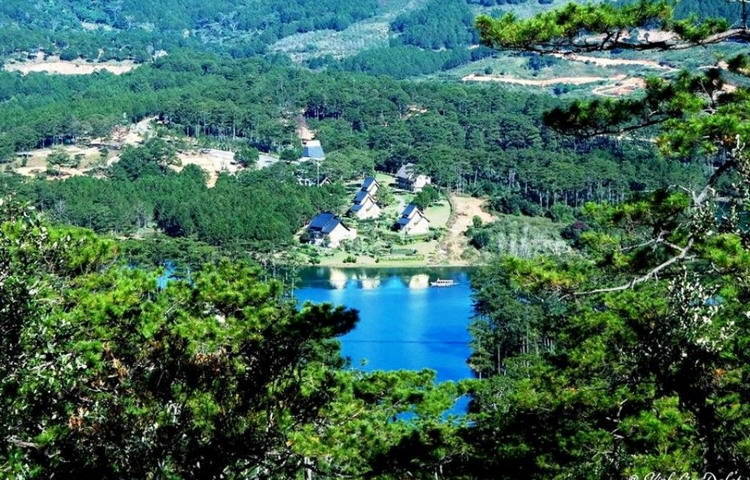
[0,51,708,249]
[3,0,750,478]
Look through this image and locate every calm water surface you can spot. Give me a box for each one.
[295,267,475,382]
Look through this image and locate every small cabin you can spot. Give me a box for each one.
[395,204,430,236]
[307,212,356,248]
[349,190,381,220]
[395,163,431,192]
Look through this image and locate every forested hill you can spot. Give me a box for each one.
[0,0,742,79]
[0,52,708,249]
[0,0,380,59]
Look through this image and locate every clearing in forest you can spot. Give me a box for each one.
[173,150,239,187]
[593,77,647,97]
[296,115,316,142]
[550,53,675,71]
[4,52,138,75]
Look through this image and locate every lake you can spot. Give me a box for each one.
[294,267,475,382]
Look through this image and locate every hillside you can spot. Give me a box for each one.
[1,1,741,98]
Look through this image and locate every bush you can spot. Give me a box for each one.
[236,146,260,167]
[561,220,591,244]
[548,203,575,223]
[413,185,441,209]
[47,149,79,168]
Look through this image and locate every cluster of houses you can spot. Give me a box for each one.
[304,165,434,248]
[349,176,381,219]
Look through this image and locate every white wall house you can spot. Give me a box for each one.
[349,176,382,219]
[307,213,357,248]
[396,164,431,192]
[350,190,381,219]
[360,176,380,195]
[395,204,430,236]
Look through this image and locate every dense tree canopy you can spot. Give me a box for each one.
[0,0,379,60]
[0,203,468,478]
[465,0,750,476]
[0,51,711,246]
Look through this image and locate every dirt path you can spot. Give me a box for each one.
[551,53,675,71]
[435,195,497,265]
[296,115,316,142]
[463,73,625,86]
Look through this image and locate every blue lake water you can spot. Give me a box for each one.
[295,267,475,382]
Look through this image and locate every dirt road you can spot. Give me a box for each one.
[435,195,496,265]
[463,73,624,86]
[551,53,675,71]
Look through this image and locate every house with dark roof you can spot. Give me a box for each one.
[395,204,430,236]
[349,190,381,220]
[360,176,380,195]
[396,163,431,192]
[301,140,325,160]
[307,212,356,247]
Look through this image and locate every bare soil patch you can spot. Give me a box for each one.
[436,195,497,265]
[593,77,647,97]
[296,115,316,142]
[551,53,675,71]
[4,53,138,75]
[173,150,239,187]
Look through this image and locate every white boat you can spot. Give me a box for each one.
[430,279,456,287]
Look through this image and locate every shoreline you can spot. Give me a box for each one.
[297,263,482,270]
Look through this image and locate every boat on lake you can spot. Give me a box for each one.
[430,279,457,287]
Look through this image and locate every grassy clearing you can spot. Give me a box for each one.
[471,214,571,259]
[295,174,458,267]
[270,0,429,62]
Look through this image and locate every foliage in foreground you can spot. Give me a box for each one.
[467,0,750,476]
[0,203,468,479]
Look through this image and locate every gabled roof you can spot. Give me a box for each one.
[302,140,325,159]
[396,163,415,180]
[353,190,373,204]
[361,176,379,191]
[309,212,345,234]
[397,204,425,227]
[401,203,418,218]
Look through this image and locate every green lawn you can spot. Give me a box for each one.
[301,183,455,267]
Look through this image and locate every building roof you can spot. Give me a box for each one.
[396,163,415,180]
[302,140,325,159]
[401,203,418,218]
[397,216,412,227]
[353,190,371,204]
[397,204,425,227]
[309,212,345,234]
[361,176,379,190]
